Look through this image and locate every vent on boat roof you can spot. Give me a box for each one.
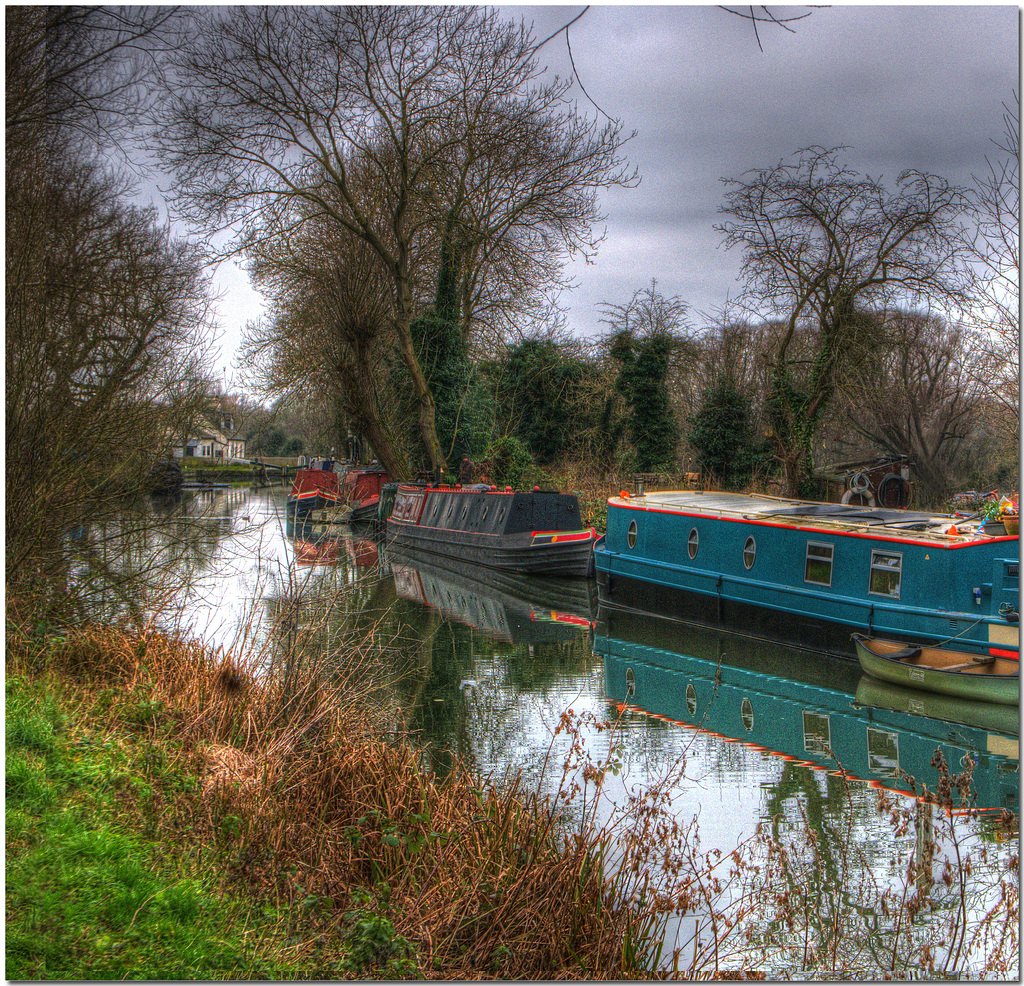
[1009,564,1019,577]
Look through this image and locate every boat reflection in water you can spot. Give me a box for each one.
[384,544,595,646]
[596,606,1019,814]
[286,515,380,570]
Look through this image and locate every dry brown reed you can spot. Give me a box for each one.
[8,621,686,978]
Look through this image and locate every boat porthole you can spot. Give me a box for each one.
[627,519,638,548]
[686,683,697,716]
[625,667,635,698]
[481,507,488,521]
[741,697,753,731]
[687,528,699,559]
[743,535,756,570]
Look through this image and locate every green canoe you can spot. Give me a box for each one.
[852,634,1020,706]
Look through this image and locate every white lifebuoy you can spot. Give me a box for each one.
[842,488,876,507]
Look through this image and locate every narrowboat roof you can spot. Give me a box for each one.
[610,490,1008,546]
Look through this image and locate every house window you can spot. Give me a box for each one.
[687,528,699,559]
[804,542,833,586]
[742,536,756,570]
[869,551,902,599]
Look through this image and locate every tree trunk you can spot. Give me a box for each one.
[350,361,409,480]
[394,277,446,477]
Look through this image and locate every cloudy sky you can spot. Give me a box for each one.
[210,4,1018,379]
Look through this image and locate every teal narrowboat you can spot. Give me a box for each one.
[594,490,1019,661]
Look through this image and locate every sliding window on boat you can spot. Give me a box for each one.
[804,541,834,586]
[869,550,902,599]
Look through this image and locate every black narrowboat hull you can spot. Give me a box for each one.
[388,523,595,577]
[386,484,597,577]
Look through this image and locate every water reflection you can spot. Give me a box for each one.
[596,607,1019,815]
[71,489,1019,827]
[66,492,1018,972]
[67,486,252,628]
[384,542,596,646]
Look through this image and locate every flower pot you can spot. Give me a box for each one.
[1003,516,1019,536]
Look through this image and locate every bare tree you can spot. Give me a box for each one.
[6,8,215,609]
[717,147,972,495]
[242,212,411,479]
[158,6,635,476]
[968,93,1019,442]
[841,311,990,504]
[6,154,214,597]
[6,5,185,161]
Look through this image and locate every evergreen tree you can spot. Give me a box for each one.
[610,330,679,472]
[688,380,761,487]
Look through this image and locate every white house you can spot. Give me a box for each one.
[169,411,247,461]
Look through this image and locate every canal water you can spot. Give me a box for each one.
[71,486,1019,977]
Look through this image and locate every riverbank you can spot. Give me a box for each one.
[7,606,1018,979]
[5,621,681,980]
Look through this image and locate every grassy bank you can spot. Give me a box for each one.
[6,622,676,980]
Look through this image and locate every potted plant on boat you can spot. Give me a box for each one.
[980,497,1019,535]
[999,497,1019,535]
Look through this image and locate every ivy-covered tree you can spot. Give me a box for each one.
[412,217,492,468]
[495,337,595,466]
[600,283,688,473]
[609,330,679,473]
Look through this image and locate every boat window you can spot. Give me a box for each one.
[625,668,635,699]
[687,528,699,559]
[686,683,697,717]
[742,536,756,570]
[481,507,488,522]
[866,727,900,777]
[804,542,834,586]
[627,520,638,548]
[869,550,902,599]
[802,710,830,756]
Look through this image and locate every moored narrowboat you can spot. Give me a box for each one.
[594,490,1020,661]
[386,483,597,577]
[287,457,340,517]
[338,464,389,524]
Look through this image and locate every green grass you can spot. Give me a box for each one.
[5,675,305,980]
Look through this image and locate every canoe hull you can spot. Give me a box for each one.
[853,634,1019,706]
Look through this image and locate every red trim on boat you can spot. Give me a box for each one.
[990,647,1019,660]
